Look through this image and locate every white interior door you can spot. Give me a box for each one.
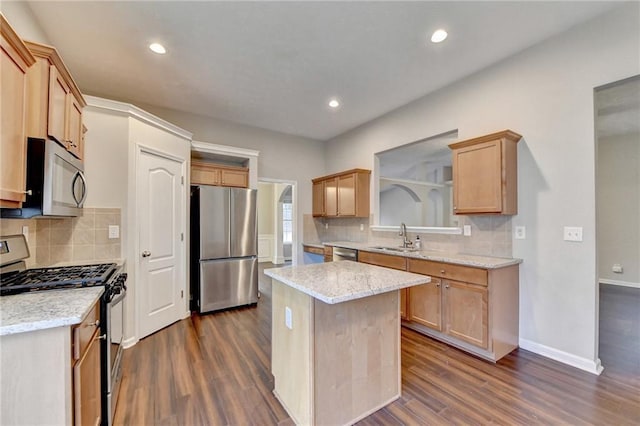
[137,148,185,339]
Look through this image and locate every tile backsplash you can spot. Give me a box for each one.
[304,214,513,258]
[0,208,121,267]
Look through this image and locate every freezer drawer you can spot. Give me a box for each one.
[199,257,258,313]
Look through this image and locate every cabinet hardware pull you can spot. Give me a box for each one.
[87,320,100,327]
[97,334,107,341]
[435,283,440,287]
[440,269,445,274]
[21,190,33,196]
[445,284,450,289]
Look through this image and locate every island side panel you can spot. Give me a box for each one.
[313,290,401,426]
[271,279,314,426]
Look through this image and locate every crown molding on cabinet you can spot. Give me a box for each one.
[84,95,193,140]
[191,141,260,159]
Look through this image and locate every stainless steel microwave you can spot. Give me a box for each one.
[1,139,87,218]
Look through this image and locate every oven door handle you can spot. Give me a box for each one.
[109,290,126,306]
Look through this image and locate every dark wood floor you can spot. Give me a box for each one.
[113,266,640,425]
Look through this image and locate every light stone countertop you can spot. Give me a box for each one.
[265,261,430,304]
[0,287,104,336]
[322,241,522,269]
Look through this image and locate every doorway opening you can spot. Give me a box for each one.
[257,179,298,266]
[594,75,640,379]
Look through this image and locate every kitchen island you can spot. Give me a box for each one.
[265,261,430,426]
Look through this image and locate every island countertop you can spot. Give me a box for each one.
[265,260,430,304]
[0,287,104,336]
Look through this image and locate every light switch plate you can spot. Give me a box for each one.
[563,226,583,242]
[515,226,526,239]
[463,225,471,236]
[108,225,120,239]
[22,226,29,242]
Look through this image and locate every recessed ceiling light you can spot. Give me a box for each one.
[328,99,340,108]
[430,29,448,43]
[149,43,166,54]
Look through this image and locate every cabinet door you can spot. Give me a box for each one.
[47,65,70,146]
[191,162,220,186]
[409,278,442,331]
[66,95,83,159]
[444,280,488,349]
[312,180,325,217]
[0,34,31,207]
[73,333,101,426]
[400,288,408,320]
[452,139,502,214]
[337,173,356,216]
[220,168,248,188]
[324,177,338,216]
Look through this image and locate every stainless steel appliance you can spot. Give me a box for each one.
[1,139,87,219]
[190,185,258,313]
[0,234,126,426]
[333,246,358,262]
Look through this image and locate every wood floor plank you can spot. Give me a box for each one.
[113,264,640,425]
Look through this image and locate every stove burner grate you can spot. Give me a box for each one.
[0,263,117,295]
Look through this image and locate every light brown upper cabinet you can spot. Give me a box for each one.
[0,14,36,208]
[312,169,370,218]
[449,130,521,215]
[23,40,87,159]
[191,161,249,188]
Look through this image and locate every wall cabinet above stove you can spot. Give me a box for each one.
[23,40,87,160]
[0,15,36,209]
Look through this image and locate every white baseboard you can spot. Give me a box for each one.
[599,278,640,289]
[122,336,138,349]
[519,338,604,375]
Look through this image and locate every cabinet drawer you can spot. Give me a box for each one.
[407,258,487,286]
[359,251,406,270]
[72,301,100,361]
[303,245,324,256]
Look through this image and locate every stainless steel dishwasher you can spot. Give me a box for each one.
[332,246,358,262]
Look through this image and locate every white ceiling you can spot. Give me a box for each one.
[26,1,618,141]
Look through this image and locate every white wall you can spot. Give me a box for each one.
[597,132,640,285]
[324,4,640,371]
[0,1,51,44]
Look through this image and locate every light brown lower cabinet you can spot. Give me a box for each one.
[408,277,442,331]
[72,300,102,426]
[407,257,518,361]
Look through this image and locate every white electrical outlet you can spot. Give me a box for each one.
[360,224,364,231]
[324,223,328,229]
[285,306,293,330]
[515,226,526,240]
[108,225,120,239]
[612,264,623,273]
[22,226,29,242]
[463,225,471,236]
[563,226,583,242]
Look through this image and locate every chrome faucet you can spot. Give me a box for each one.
[399,223,413,248]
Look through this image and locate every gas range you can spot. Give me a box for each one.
[0,234,127,426]
[0,262,118,296]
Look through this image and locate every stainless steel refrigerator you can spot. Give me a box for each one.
[190,185,258,313]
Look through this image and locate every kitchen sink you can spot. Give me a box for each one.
[370,246,418,253]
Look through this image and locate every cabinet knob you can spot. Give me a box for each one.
[445,284,450,289]
[440,269,446,274]
[435,282,440,287]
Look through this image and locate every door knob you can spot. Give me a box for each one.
[142,250,151,258]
